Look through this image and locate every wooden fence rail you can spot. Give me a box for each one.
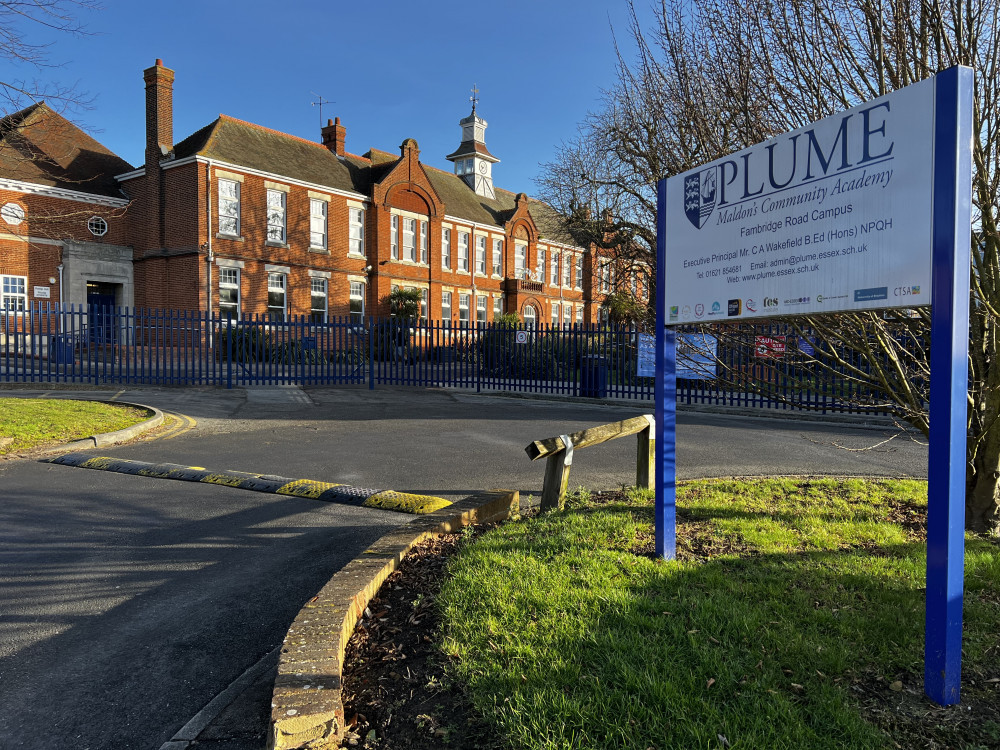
[525,414,655,511]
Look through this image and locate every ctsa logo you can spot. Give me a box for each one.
[683,167,718,229]
[763,297,779,308]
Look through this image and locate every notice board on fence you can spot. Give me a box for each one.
[638,332,717,379]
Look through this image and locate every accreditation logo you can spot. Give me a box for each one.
[683,167,718,229]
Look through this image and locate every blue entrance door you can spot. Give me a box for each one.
[86,283,118,344]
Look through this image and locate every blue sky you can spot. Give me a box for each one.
[21,0,644,193]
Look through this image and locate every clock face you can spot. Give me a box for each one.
[1,202,25,226]
[478,161,487,174]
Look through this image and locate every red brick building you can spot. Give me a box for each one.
[1,60,608,326]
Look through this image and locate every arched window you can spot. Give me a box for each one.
[523,304,537,328]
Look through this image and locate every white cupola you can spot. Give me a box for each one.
[445,86,499,199]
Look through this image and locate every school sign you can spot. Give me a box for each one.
[664,78,935,323]
[654,68,974,708]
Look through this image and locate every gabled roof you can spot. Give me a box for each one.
[0,102,134,198]
[172,115,363,195]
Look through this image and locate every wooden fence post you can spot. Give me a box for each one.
[636,415,655,490]
[540,435,573,511]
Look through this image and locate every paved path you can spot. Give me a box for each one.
[0,385,928,749]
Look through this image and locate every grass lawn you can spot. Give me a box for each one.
[437,479,1000,750]
[0,397,151,454]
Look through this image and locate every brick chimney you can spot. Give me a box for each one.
[144,59,174,166]
[321,117,346,156]
[143,59,174,252]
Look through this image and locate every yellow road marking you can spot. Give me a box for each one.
[364,491,452,515]
[151,412,197,441]
[277,479,344,499]
[201,473,246,487]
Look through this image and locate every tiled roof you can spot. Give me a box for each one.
[0,102,133,198]
[172,115,362,195]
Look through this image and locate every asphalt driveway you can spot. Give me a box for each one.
[0,385,928,749]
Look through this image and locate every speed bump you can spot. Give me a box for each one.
[42,452,451,515]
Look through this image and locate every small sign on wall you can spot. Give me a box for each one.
[754,335,785,358]
[33,286,50,299]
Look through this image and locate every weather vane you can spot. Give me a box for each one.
[470,84,479,114]
[310,92,333,127]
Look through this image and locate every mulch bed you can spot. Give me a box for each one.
[339,492,1000,750]
[338,531,503,750]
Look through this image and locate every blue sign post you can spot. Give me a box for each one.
[655,66,974,704]
[925,65,973,706]
[655,179,676,560]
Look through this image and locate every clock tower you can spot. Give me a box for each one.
[445,86,499,199]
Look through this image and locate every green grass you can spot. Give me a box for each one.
[437,479,1000,750]
[0,397,151,453]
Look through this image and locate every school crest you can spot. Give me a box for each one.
[684,167,717,229]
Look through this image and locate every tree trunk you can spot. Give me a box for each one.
[967,424,1000,535]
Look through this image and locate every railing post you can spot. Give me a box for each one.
[540,434,573,511]
[368,316,375,390]
[636,415,655,490]
[226,314,233,389]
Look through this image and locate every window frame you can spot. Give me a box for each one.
[514,243,527,279]
[310,277,328,323]
[458,232,470,272]
[493,239,503,276]
[475,236,487,275]
[402,217,417,262]
[218,267,240,318]
[391,215,399,260]
[87,216,108,237]
[349,206,365,257]
[266,189,286,244]
[476,294,488,322]
[458,293,470,324]
[218,178,241,236]
[442,228,452,270]
[350,281,365,323]
[1,274,27,312]
[267,272,287,321]
[575,255,584,289]
[441,290,452,321]
[310,198,328,251]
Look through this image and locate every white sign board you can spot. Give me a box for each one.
[33,286,50,299]
[664,78,935,324]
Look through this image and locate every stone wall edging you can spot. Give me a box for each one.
[39,401,163,453]
[269,488,520,750]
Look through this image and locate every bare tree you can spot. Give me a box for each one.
[538,0,1000,535]
[0,0,98,112]
[0,2,129,235]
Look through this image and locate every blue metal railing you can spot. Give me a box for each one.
[0,303,896,414]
